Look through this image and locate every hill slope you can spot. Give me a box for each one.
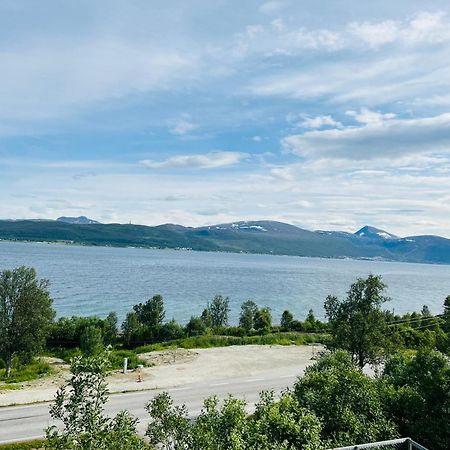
[0,219,449,265]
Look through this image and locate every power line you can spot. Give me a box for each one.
[386,314,444,326]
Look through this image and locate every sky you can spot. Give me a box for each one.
[1,0,450,237]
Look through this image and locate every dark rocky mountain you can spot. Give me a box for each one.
[0,219,449,265]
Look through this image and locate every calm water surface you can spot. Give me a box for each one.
[1,241,449,323]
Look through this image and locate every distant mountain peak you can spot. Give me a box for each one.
[355,225,398,240]
[57,216,100,225]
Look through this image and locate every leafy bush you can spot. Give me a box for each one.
[108,350,146,370]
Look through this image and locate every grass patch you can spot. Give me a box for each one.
[0,360,53,384]
[0,439,46,450]
[135,332,330,354]
[108,349,147,370]
[0,383,22,391]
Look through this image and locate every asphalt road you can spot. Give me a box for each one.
[0,365,305,444]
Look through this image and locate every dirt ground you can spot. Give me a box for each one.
[0,344,322,407]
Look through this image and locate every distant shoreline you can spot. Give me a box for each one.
[0,237,445,267]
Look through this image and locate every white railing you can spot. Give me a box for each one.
[329,437,428,450]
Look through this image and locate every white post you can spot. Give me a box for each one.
[123,357,128,374]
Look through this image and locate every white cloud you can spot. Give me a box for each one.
[140,151,248,170]
[346,108,396,124]
[348,20,399,47]
[283,113,450,160]
[301,115,342,129]
[349,11,450,47]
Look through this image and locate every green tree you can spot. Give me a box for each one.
[239,300,258,332]
[133,294,165,329]
[201,307,212,328]
[382,349,450,450]
[80,325,104,356]
[159,319,185,341]
[324,274,390,368]
[0,266,55,377]
[146,392,192,449]
[294,351,397,447]
[46,354,147,449]
[121,312,141,347]
[103,312,118,346]
[280,310,294,331]
[443,295,450,333]
[209,295,230,328]
[251,390,324,450]
[185,316,206,336]
[254,307,272,333]
[191,395,248,450]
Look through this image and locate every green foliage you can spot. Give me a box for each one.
[80,325,104,356]
[134,332,328,353]
[0,267,55,377]
[146,390,325,450]
[185,316,207,336]
[0,359,52,383]
[103,312,118,346]
[145,392,192,449]
[45,354,148,449]
[381,349,450,450]
[280,310,294,331]
[121,312,141,347]
[47,315,116,349]
[293,351,398,447]
[0,439,46,450]
[325,274,390,368]
[200,307,213,328]
[108,349,146,371]
[159,319,185,341]
[239,300,258,332]
[254,307,272,333]
[209,295,230,328]
[251,390,324,450]
[133,294,165,329]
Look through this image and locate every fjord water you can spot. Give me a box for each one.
[1,240,449,323]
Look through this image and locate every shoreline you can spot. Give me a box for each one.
[0,237,444,267]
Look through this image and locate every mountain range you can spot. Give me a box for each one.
[0,217,449,265]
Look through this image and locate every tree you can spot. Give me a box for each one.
[382,349,450,450]
[103,312,118,346]
[443,295,450,333]
[209,295,230,328]
[254,307,272,333]
[239,300,258,332]
[185,316,206,336]
[133,294,165,329]
[324,274,390,368]
[280,310,294,331]
[80,325,104,356]
[200,307,212,328]
[121,312,141,347]
[293,351,397,447]
[0,266,55,377]
[46,354,148,449]
[146,392,192,449]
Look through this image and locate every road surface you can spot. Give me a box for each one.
[0,365,305,444]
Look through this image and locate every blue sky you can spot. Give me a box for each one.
[1,0,450,237]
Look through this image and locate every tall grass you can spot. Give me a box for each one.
[0,361,52,384]
[135,332,329,353]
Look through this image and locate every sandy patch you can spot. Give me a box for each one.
[0,345,322,407]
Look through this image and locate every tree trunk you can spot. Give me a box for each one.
[5,353,12,378]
